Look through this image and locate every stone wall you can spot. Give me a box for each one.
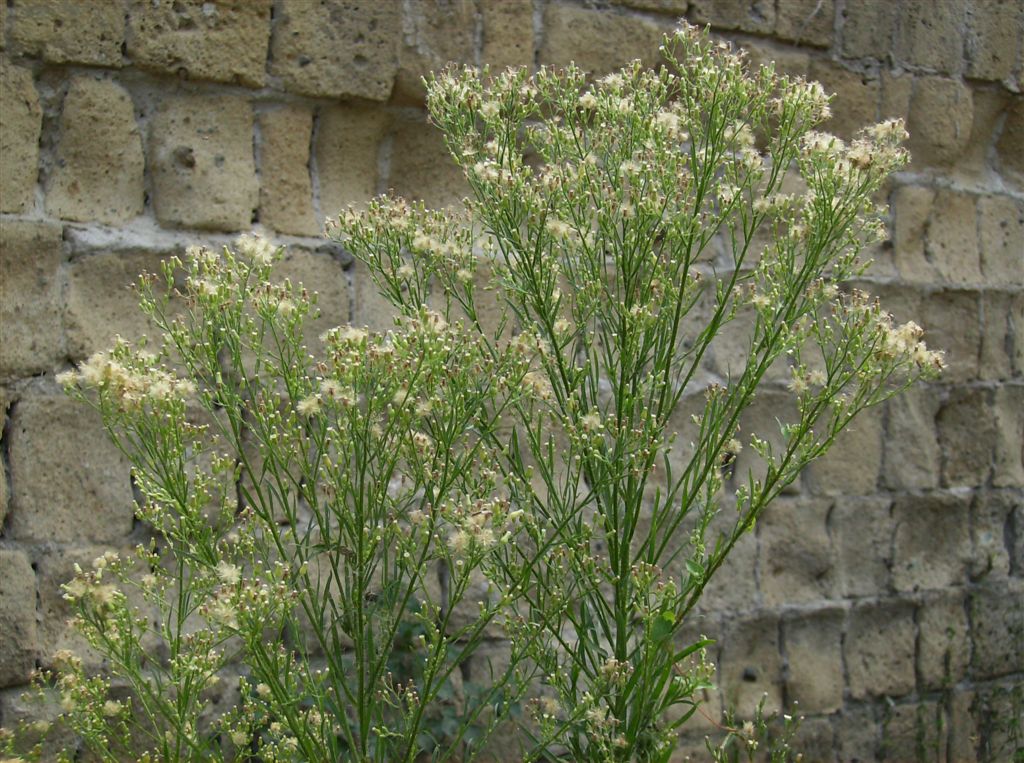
[0,1,1021,760]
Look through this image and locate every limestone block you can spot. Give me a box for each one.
[758,497,834,607]
[916,288,981,383]
[803,404,883,495]
[978,194,1024,287]
[46,77,144,225]
[937,387,997,488]
[64,249,173,361]
[258,105,316,236]
[270,0,399,100]
[882,386,942,489]
[880,69,913,121]
[316,104,389,220]
[0,58,41,213]
[971,491,1020,581]
[273,246,350,358]
[894,0,967,74]
[8,0,123,66]
[927,190,984,284]
[126,0,271,86]
[351,259,402,333]
[481,0,534,70]
[149,95,257,231]
[808,60,879,140]
[890,184,933,282]
[917,589,970,690]
[992,386,1024,487]
[948,691,980,763]
[388,114,468,209]
[958,87,1015,179]
[612,0,688,11]
[0,219,63,379]
[892,492,971,593]
[539,2,669,76]
[774,0,835,48]
[395,0,475,103]
[881,701,948,763]
[996,96,1024,185]
[832,496,893,597]
[835,704,879,762]
[689,0,775,36]
[742,41,809,79]
[695,520,758,614]
[718,613,782,718]
[729,389,801,492]
[966,0,1023,84]
[969,580,1024,679]
[782,607,844,713]
[840,0,896,60]
[907,77,974,167]
[788,717,836,762]
[8,394,134,543]
[0,550,37,687]
[846,599,916,699]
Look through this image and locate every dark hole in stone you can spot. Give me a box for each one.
[214,155,225,168]
[298,55,312,67]
[173,146,196,169]
[354,54,368,67]
[742,667,758,682]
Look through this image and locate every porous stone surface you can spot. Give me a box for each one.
[7,393,135,543]
[0,219,63,378]
[394,0,475,103]
[7,0,123,66]
[481,0,534,69]
[46,77,144,225]
[0,58,41,213]
[845,600,917,699]
[0,550,37,687]
[315,104,389,219]
[270,0,399,100]
[540,2,669,75]
[126,0,271,86]
[148,95,257,231]
[258,105,316,236]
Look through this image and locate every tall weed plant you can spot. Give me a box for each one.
[5,23,942,763]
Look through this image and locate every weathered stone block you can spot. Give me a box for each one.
[126,0,271,86]
[696,518,758,614]
[880,701,948,763]
[880,69,913,120]
[64,249,172,361]
[835,704,880,761]
[917,289,981,383]
[809,60,879,140]
[258,105,316,236]
[917,589,970,690]
[8,394,134,543]
[966,0,1023,83]
[270,0,399,100]
[971,490,1020,581]
[149,95,257,231]
[996,96,1024,185]
[907,77,974,167]
[273,246,350,358]
[388,114,468,209]
[840,0,896,60]
[892,187,985,285]
[689,0,775,35]
[846,599,916,699]
[894,0,967,74]
[351,259,402,333]
[992,386,1024,487]
[948,690,980,763]
[613,0,688,11]
[0,550,37,687]
[774,0,834,48]
[0,395,8,530]
[882,386,942,489]
[892,492,971,592]
[969,580,1024,679]
[540,2,668,75]
[8,0,123,66]
[743,41,809,79]
[783,607,844,713]
[316,105,389,219]
[395,0,475,103]
[46,76,144,225]
[832,496,893,597]
[718,613,782,718]
[978,194,1024,286]
[0,58,41,213]
[0,219,63,379]
[937,387,997,487]
[804,404,883,495]
[481,0,534,70]
[958,86,1015,178]
[759,497,834,606]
